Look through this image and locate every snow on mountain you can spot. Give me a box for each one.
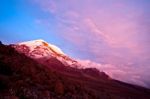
[13,39,78,67]
[18,39,65,57]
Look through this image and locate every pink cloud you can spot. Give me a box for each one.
[33,0,150,59]
[33,0,150,87]
[77,59,150,87]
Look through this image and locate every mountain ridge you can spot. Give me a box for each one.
[0,41,150,99]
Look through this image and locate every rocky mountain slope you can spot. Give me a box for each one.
[0,41,150,99]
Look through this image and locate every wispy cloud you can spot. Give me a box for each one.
[33,0,150,87]
[34,0,57,13]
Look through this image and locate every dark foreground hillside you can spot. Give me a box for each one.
[0,42,150,99]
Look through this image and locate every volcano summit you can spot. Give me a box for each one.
[0,40,150,99]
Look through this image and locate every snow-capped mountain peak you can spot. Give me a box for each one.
[18,39,65,56]
[13,39,78,67]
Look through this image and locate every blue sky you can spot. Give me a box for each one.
[0,0,77,58]
[0,0,150,87]
[0,0,60,44]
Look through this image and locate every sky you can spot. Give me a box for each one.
[0,0,150,87]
